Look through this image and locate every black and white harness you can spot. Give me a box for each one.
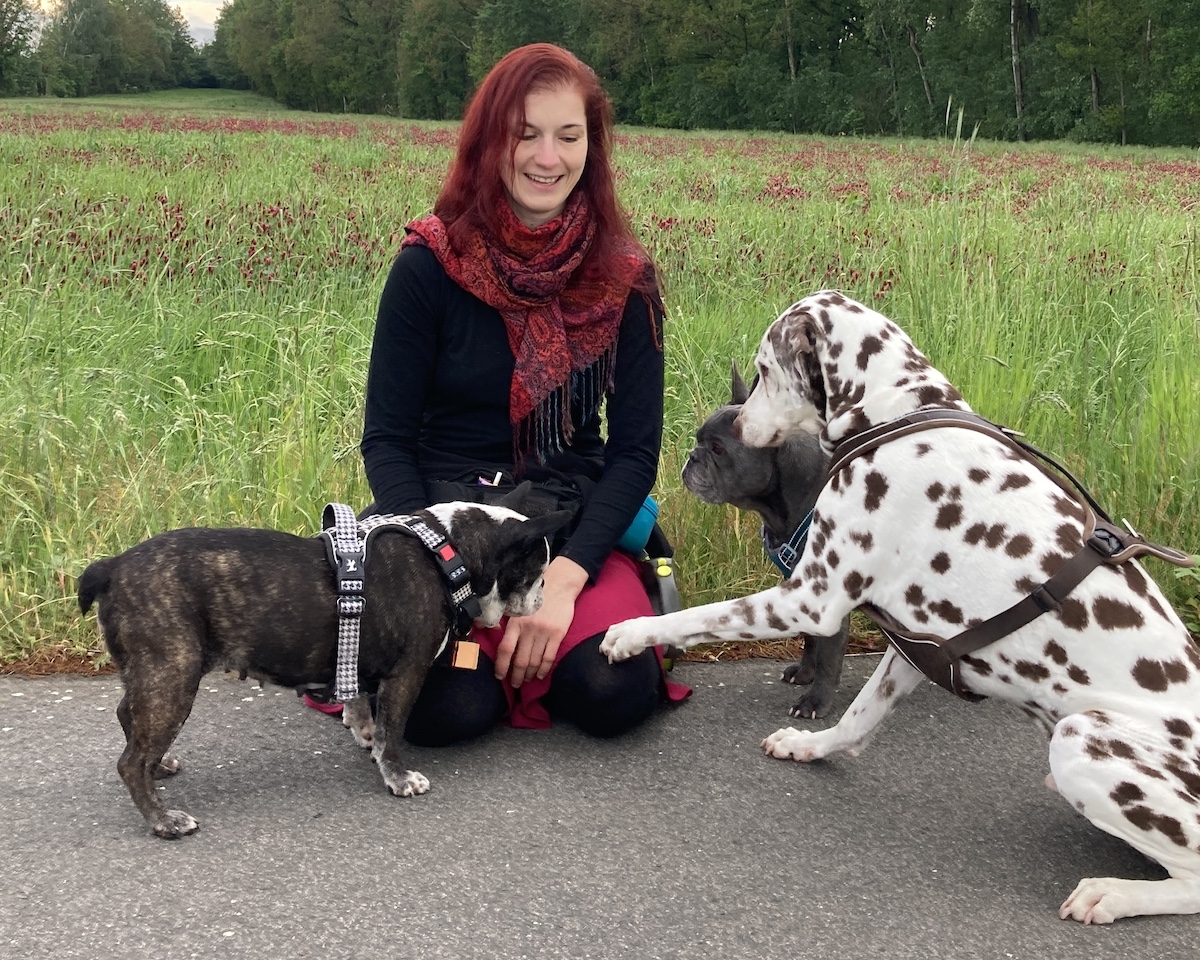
[320,503,481,703]
[798,409,1194,702]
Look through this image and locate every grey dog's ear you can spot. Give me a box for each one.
[730,360,750,404]
[730,359,760,405]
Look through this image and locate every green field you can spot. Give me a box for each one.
[2,90,1198,667]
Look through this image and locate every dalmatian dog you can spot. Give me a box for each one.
[602,290,1200,924]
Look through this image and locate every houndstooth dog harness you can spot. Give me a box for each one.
[320,503,481,703]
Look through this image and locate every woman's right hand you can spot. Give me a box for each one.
[493,555,588,688]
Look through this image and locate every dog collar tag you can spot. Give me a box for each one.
[451,640,480,670]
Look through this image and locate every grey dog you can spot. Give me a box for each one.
[681,362,850,718]
[78,492,570,839]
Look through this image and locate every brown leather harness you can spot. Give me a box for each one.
[827,409,1195,702]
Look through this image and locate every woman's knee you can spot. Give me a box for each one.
[403,661,505,747]
[547,634,660,738]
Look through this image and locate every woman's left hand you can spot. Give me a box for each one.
[494,555,589,688]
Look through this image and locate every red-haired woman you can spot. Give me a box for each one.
[356,43,689,743]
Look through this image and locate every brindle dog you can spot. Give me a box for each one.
[79,491,570,839]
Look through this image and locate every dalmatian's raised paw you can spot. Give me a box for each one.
[600,617,659,662]
[762,726,830,762]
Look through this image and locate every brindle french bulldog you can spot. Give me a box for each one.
[681,361,850,718]
[78,490,570,839]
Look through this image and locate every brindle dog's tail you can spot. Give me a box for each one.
[77,558,115,614]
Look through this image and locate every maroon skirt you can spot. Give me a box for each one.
[472,550,692,729]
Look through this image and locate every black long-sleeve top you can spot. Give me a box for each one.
[360,243,664,580]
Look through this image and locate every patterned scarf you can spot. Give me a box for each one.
[403,193,654,464]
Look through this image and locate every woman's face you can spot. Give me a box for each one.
[501,84,588,229]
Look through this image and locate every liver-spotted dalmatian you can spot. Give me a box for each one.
[602,290,1200,924]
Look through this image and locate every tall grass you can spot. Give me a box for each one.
[2,94,1197,664]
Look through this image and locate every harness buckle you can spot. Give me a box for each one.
[336,548,366,588]
[337,596,364,619]
[1088,525,1126,558]
[1030,583,1062,615]
[454,602,479,638]
[777,543,800,570]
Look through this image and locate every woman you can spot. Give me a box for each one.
[356,43,689,744]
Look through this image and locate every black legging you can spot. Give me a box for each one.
[403,632,661,747]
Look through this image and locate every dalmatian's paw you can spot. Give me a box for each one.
[1060,878,1127,924]
[761,726,828,762]
[600,618,658,662]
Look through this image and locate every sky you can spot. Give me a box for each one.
[176,0,222,45]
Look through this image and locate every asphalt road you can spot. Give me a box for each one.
[2,656,1195,959]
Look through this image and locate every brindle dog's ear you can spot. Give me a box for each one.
[512,509,575,546]
[496,480,533,513]
[730,360,750,405]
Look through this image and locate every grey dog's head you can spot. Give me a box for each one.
[681,361,785,510]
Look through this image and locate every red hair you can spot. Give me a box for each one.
[434,43,654,292]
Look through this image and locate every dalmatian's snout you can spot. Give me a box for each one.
[734,402,784,448]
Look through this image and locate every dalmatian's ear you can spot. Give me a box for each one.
[780,308,827,417]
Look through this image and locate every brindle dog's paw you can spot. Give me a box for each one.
[154,753,182,778]
[379,761,430,798]
[153,809,199,839]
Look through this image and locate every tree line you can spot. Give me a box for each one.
[5,0,1200,147]
[3,0,208,95]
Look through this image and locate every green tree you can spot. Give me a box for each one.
[1052,0,1147,143]
[0,0,35,93]
[206,2,251,88]
[1141,0,1200,145]
[38,0,124,95]
[468,0,581,81]
[35,0,200,95]
[397,0,479,119]
[224,0,282,96]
